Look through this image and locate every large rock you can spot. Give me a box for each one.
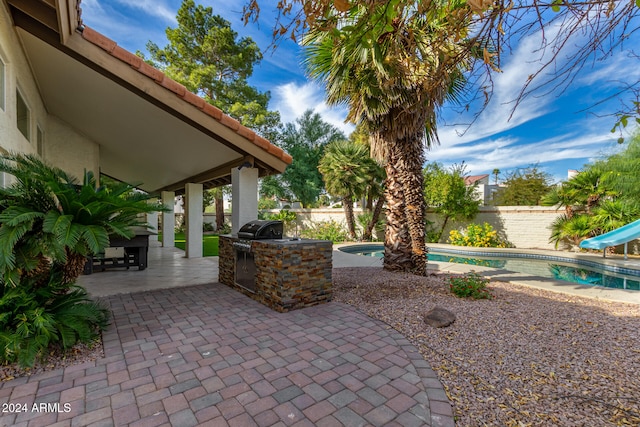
[424,306,456,328]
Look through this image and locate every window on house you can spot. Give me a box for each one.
[37,125,44,156]
[16,89,30,141]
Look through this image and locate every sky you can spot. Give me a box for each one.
[80,0,640,183]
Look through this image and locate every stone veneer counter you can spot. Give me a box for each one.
[219,235,332,312]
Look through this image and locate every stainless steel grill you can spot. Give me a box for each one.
[237,220,283,240]
[233,220,283,292]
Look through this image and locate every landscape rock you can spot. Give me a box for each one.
[424,306,456,328]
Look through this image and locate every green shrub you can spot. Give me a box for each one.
[448,223,511,248]
[301,220,349,242]
[0,154,160,367]
[448,272,493,299]
[258,198,278,210]
[0,283,109,367]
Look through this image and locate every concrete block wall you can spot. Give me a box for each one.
[262,207,566,250]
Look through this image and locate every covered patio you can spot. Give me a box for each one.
[4,0,292,258]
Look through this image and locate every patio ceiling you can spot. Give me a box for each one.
[5,0,291,195]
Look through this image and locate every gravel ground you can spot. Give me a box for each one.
[0,340,103,382]
[332,267,640,427]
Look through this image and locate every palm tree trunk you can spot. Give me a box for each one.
[363,197,384,241]
[343,196,357,239]
[62,249,90,286]
[376,126,428,276]
[396,137,427,276]
[382,146,415,272]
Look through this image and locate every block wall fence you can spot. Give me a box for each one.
[176,206,639,253]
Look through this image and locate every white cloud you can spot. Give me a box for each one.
[273,82,354,135]
[112,0,177,23]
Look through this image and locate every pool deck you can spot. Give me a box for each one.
[333,243,640,305]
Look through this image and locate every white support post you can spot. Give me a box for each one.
[231,166,259,235]
[147,210,158,233]
[161,191,175,248]
[185,183,203,258]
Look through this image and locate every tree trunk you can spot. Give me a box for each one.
[376,127,427,275]
[215,195,224,230]
[382,146,415,272]
[343,196,357,239]
[396,137,427,276]
[363,197,384,241]
[437,215,451,243]
[62,249,90,286]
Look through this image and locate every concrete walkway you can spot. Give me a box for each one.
[0,244,455,426]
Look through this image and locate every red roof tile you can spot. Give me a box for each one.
[79,26,292,165]
[464,174,489,185]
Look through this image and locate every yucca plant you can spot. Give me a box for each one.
[0,153,163,367]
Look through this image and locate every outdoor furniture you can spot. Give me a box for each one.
[83,228,155,274]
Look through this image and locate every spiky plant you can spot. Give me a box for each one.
[319,140,384,239]
[0,153,165,287]
[0,153,163,367]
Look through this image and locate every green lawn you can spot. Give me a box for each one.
[158,233,219,256]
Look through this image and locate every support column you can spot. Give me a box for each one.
[161,191,175,248]
[185,183,203,258]
[231,166,259,235]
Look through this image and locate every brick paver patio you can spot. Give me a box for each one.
[0,283,454,426]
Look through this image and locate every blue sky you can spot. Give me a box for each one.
[80,0,639,183]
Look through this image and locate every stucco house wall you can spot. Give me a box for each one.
[0,3,99,182]
[45,115,100,180]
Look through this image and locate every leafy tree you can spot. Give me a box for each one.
[596,133,640,199]
[493,165,553,206]
[143,0,281,138]
[203,187,229,230]
[423,162,480,242]
[319,140,384,239]
[272,110,346,207]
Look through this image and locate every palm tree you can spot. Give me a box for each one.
[0,154,165,287]
[549,214,594,249]
[319,140,383,239]
[303,2,473,275]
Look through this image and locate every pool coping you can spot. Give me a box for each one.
[333,243,640,305]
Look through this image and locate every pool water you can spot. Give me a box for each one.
[339,244,640,291]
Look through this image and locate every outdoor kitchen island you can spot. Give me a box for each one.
[219,234,333,312]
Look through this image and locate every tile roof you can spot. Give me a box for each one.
[464,174,489,186]
[79,26,293,166]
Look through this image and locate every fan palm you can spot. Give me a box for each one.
[549,214,594,249]
[319,140,384,238]
[303,1,473,274]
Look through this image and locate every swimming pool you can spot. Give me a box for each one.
[338,244,640,291]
